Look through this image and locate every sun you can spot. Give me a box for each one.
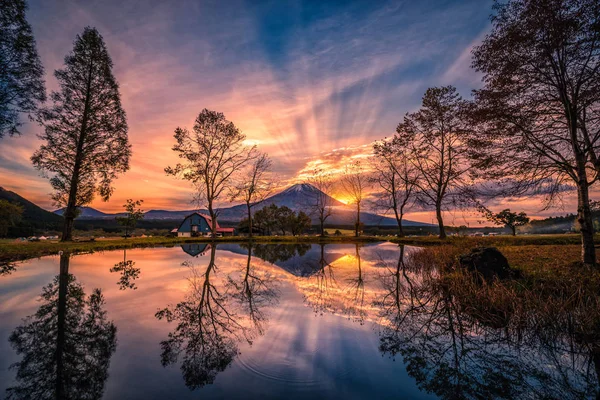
[334,196,352,205]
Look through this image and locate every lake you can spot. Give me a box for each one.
[0,242,598,399]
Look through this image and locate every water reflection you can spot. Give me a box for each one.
[2,243,600,399]
[181,243,211,257]
[376,246,600,399]
[6,253,116,400]
[229,243,279,336]
[109,249,140,290]
[1,262,16,276]
[157,243,278,389]
[344,244,366,324]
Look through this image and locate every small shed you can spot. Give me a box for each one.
[176,212,235,237]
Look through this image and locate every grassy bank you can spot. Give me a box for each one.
[388,233,586,247]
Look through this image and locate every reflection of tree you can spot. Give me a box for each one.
[228,243,279,335]
[306,244,337,315]
[156,244,253,389]
[251,243,310,264]
[1,262,16,276]
[376,246,600,399]
[6,253,117,400]
[109,249,140,290]
[344,244,366,324]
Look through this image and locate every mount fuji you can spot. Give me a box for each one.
[53,183,431,227]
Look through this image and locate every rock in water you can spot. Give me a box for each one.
[459,247,517,281]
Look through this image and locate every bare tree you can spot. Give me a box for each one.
[372,139,417,237]
[341,161,369,237]
[395,86,470,239]
[470,0,600,266]
[31,27,130,241]
[231,153,273,238]
[306,169,335,237]
[165,109,257,235]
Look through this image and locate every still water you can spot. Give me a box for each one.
[0,242,597,399]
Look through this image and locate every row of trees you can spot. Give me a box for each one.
[240,204,311,236]
[362,0,600,266]
[3,0,600,265]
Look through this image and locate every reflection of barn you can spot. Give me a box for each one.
[181,243,211,257]
[176,212,235,237]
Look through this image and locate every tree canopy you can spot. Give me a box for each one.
[31,27,130,241]
[115,199,144,238]
[470,0,600,264]
[395,86,471,239]
[166,109,257,234]
[0,0,45,138]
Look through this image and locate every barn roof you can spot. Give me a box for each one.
[177,212,231,232]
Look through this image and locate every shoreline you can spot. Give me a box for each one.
[0,233,587,264]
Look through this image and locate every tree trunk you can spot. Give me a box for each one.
[511,226,516,236]
[577,181,596,266]
[436,203,446,239]
[567,101,596,266]
[61,59,94,242]
[246,202,253,238]
[56,253,69,398]
[393,206,404,237]
[355,202,361,237]
[208,201,217,236]
[319,215,325,237]
[61,207,77,242]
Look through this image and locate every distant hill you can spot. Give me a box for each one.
[50,183,431,227]
[143,209,198,220]
[0,187,63,236]
[54,206,113,219]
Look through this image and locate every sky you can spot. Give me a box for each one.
[0,0,580,224]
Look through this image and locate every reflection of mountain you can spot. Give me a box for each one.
[216,243,347,277]
[260,245,345,277]
[180,243,211,257]
[6,253,116,400]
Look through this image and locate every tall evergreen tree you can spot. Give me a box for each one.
[32,27,130,241]
[0,0,46,138]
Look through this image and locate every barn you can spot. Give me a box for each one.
[176,212,235,237]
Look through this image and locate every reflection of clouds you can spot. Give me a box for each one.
[294,243,402,323]
[3,244,597,397]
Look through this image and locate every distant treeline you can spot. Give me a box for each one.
[523,215,577,234]
[6,216,582,238]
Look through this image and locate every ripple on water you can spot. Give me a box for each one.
[234,301,361,391]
